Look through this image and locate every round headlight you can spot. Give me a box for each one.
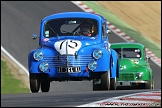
[136,73,143,79]
[33,51,43,61]
[39,62,49,72]
[88,60,97,71]
[93,50,103,59]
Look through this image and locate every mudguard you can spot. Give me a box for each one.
[110,49,119,78]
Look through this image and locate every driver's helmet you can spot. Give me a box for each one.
[79,21,95,36]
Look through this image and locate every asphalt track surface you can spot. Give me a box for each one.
[1,1,161,107]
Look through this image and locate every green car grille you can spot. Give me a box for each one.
[119,73,135,81]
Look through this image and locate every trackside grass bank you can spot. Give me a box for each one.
[1,60,30,94]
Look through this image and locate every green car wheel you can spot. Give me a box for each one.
[145,77,154,89]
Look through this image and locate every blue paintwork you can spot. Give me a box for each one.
[28,12,119,80]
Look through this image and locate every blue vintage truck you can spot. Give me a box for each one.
[28,12,119,93]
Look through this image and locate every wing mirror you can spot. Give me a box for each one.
[107,30,111,35]
[32,34,38,40]
[146,56,150,62]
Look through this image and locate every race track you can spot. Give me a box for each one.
[1,1,161,107]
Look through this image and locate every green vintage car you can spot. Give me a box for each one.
[110,42,154,89]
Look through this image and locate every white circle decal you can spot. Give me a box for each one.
[54,39,82,55]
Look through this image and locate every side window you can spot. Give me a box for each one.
[102,23,107,39]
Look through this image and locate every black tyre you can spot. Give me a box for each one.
[41,80,50,92]
[110,61,117,90]
[101,71,110,90]
[93,79,101,91]
[30,74,40,93]
[151,79,154,89]
[110,77,117,90]
[145,77,154,89]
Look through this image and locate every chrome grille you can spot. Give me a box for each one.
[43,55,94,67]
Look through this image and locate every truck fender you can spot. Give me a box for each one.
[110,49,119,78]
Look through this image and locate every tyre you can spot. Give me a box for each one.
[41,80,50,92]
[110,77,117,90]
[93,79,101,91]
[110,61,117,90]
[101,71,110,90]
[151,79,154,89]
[30,74,40,93]
[145,77,154,89]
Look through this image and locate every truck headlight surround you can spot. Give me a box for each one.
[93,50,103,59]
[39,62,49,72]
[33,51,43,61]
[88,60,97,71]
[136,72,143,79]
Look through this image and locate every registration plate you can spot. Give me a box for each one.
[117,81,131,86]
[122,81,131,86]
[58,67,81,73]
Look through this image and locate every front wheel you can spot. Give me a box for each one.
[110,77,117,90]
[29,74,40,93]
[41,80,50,92]
[93,79,101,91]
[101,71,110,90]
[151,79,154,89]
[145,77,154,89]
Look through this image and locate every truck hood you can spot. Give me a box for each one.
[41,37,100,55]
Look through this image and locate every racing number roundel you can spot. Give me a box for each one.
[54,39,82,55]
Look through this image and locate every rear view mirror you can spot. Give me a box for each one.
[107,30,111,35]
[146,56,150,62]
[32,34,37,40]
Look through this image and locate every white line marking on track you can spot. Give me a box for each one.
[1,46,29,76]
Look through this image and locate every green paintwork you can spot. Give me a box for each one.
[110,42,153,88]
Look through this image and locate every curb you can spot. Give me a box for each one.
[77,90,161,107]
[71,1,161,67]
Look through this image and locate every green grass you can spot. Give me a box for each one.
[82,1,161,58]
[1,60,30,94]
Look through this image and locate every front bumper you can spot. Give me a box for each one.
[117,80,148,86]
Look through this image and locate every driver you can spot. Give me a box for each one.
[79,21,95,36]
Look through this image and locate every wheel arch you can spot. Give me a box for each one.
[110,49,119,78]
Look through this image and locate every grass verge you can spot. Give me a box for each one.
[1,60,30,94]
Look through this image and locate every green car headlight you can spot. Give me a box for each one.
[88,60,97,71]
[93,50,103,59]
[136,72,143,79]
[33,51,43,61]
[39,62,49,72]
